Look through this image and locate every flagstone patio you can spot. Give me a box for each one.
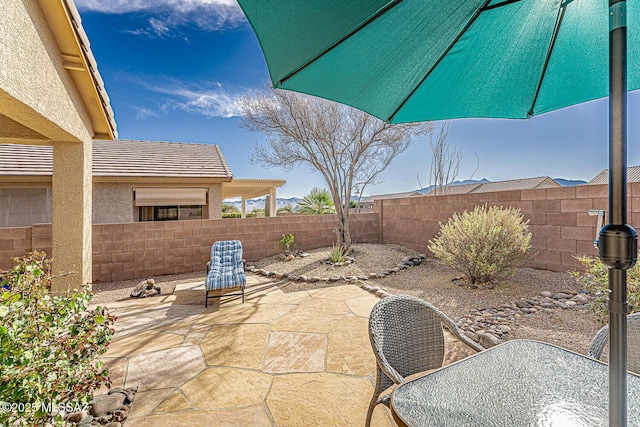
[100,274,396,426]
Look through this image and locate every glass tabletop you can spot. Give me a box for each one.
[391,339,640,426]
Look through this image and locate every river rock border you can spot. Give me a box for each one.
[246,254,427,283]
[455,290,594,348]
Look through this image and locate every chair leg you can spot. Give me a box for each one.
[365,393,378,427]
[242,286,245,304]
[205,290,208,308]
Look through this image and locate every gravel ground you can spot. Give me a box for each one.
[90,272,204,305]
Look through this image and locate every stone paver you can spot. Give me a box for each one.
[102,276,398,426]
[263,332,326,373]
[181,367,273,409]
[327,316,375,376]
[266,372,374,427]
[130,407,273,427]
[270,297,350,333]
[200,323,270,369]
[125,346,206,391]
[106,330,185,357]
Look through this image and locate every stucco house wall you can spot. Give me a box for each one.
[1,0,118,292]
[0,0,92,142]
[93,183,135,224]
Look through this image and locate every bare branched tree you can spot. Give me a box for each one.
[429,121,461,195]
[238,88,433,249]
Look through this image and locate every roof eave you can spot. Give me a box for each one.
[38,0,117,140]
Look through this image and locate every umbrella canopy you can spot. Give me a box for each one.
[238,1,639,425]
[240,0,639,123]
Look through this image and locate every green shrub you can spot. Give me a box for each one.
[428,205,532,285]
[222,212,242,218]
[571,255,640,323]
[328,242,349,264]
[0,252,115,427]
[279,233,296,253]
[222,203,239,214]
[248,209,265,218]
[277,205,294,213]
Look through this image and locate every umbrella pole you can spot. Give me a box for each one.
[600,1,637,426]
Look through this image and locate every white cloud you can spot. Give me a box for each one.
[133,106,158,119]
[75,0,245,33]
[145,82,245,118]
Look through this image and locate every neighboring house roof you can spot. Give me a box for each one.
[41,0,117,139]
[426,177,560,195]
[358,191,423,204]
[588,166,640,185]
[0,140,232,180]
[222,178,287,200]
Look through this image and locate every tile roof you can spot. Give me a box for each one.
[358,191,422,203]
[0,140,232,179]
[426,177,559,195]
[588,166,640,185]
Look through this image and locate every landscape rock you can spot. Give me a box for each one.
[91,393,126,418]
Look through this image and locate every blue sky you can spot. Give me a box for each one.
[75,0,640,198]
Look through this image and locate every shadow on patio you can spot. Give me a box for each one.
[100,273,395,426]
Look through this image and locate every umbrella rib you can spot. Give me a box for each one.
[279,0,405,87]
[388,0,501,123]
[527,4,567,118]
[480,0,523,12]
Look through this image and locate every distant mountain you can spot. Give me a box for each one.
[415,178,490,194]
[554,178,587,186]
[223,197,303,212]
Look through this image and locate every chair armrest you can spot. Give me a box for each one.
[206,261,211,274]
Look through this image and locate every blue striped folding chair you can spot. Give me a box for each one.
[205,240,246,307]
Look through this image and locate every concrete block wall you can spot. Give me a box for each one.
[91,212,380,283]
[377,184,622,272]
[1,183,637,279]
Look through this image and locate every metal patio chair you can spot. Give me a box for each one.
[366,294,484,426]
[205,240,246,307]
[587,312,640,375]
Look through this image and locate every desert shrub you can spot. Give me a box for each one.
[279,233,296,253]
[571,256,640,323]
[277,205,294,213]
[0,252,115,427]
[428,205,532,285]
[248,209,265,218]
[222,212,242,218]
[222,203,239,213]
[328,242,349,264]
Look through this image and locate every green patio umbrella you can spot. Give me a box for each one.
[237,0,638,424]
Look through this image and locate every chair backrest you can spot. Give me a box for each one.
[587,312,640,374]
[210,240,243,272]
[369,295,448,393]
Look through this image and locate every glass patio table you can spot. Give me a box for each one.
[391,340,640,426]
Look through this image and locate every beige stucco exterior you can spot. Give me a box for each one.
[1,0,116,292]
[93,183,135,223]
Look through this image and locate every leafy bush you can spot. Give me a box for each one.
[428,205,532,285]
[328,242,349,264]
[222,212,242,218]
[277,205,294,213]
[222,203,239,213]
[247,209,265,218]
[571,255,640,323]
[0,252,115,427]
[279,233,296,253]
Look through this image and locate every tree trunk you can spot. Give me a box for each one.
[335,204,352,250]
